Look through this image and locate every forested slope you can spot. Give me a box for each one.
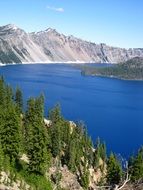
[81,57,143,80]
[0,77,142,190]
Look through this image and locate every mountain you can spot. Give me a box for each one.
[0,24,48,63]
[0,24,143,64]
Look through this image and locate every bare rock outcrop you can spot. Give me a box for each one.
[0,24,143,64]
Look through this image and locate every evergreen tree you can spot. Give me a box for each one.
[80,166,89,190]
[93,138,106,169]
[48,105,63,158]
[0,76,6,107]
[48,104,62,124]
[61,121,71,151]
[106,153,123,185]
[67,134,77,172]
[15,87,23,114]
[5,85,13,107]
[0,104,21,163]
[25,96,49,175]
[51,121,62,158]
[74,122,86,168]
[80,125,93,167]
[129,147,143,182]
[0,79,21,165]
[0,142,4,170]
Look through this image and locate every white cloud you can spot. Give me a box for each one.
[46,6,64,13]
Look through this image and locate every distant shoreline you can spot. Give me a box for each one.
[0,61,113,67]
[83,72,143,82]
[0,61,85,66]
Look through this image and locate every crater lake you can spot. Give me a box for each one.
[0,63,143,157]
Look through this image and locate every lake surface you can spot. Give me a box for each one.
[0,63,143,157]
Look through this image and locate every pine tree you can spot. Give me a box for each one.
[0,142,4,170]
[80,166,89,190]
[51,121,62,158]
[25,96,49,175]
[48,105,63,158]
[5,85,13,107]
[15,87,23,114]
[93,138,106,169]
[0,79,21,165]
[106,153,123,185]
[48,104,62,125]
[0,76,6,107]
[58,120,71,166]
[82,132,93,167]
[0,104,21,163]
[67,135,77,172]
[129,147,143,182]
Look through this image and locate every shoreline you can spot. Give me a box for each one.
[83,73,143,82]
[0,61,114,67]
[0,61,86,67]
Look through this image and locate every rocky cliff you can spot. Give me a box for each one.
[0,24,143,64]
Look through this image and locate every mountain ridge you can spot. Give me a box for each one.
[0,24,143,64]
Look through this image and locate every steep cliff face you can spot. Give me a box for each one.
[31,31,143,63]
[0,24,48,63]
[0,24,143,64]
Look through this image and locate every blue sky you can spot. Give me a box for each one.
[0,0,143,48]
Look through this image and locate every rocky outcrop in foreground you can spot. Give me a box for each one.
[0,24,143,64]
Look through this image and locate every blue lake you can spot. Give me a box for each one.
[0,63,143,157]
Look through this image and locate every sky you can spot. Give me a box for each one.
[0,0,143,48]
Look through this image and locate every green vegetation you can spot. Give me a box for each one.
[81,57,143,80]
[129,147,143,182]
[15,87,23,114]
[0,77,142,189]
[24,96,49,175]
[107,153,123,185]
